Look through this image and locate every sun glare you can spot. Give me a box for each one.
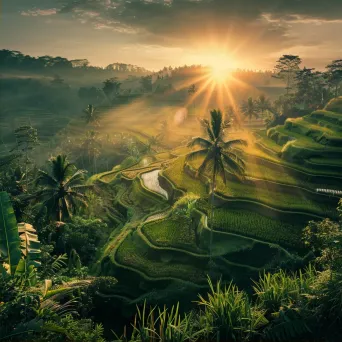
[209,64,231,83]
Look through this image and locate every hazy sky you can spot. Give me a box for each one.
[1,0,342,71]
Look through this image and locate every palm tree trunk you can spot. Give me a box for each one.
[209,169,217,261]
[25,142,28,191]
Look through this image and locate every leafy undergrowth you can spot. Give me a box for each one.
[211,208,305,251]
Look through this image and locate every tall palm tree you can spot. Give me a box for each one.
[185,109,246,259]
[144,134,161,159]
[256,94,271,117]
[34,155,90,222]
[82,104,99,126]
[241,97,259,122]
[158,120,169,141]
[81,130,101,173]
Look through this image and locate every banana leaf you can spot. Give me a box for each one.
[0,192,21,275]
[18,222,41,268]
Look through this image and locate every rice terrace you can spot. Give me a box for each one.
[1,1,342,341]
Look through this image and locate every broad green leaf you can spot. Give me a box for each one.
[18,222,41,268]
[0,192,21,275]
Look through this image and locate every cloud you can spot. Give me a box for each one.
[55,0,341,47]
[21,8,57,16]
[21,0,342,66]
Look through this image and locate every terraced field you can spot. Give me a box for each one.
[97,101,341,304]
[266,103,342,163]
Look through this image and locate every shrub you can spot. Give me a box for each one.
[56,217,109,265]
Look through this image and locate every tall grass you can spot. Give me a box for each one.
[253,265,317,313]
[116,302,203,342]
[197,277,267,342]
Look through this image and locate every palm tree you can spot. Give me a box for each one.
[34,155,90,222]
[224,105,236,122]
[185,109,246,259]
[80,130,101,173]
[82,104,99,126]
[158,120,169,141]
[256,94,271,117]
[241,97,259,122]
[144,134,161,159]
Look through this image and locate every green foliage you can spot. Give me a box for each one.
[253,267,316,313]
[303,218,342,271]
[117,301,201,342]
[42,315,105,342]
[241,97,259,121]
[18,222,41,270]
[61,217,108,265]
[82,104,99,126]
[34,154,91,221]
[198,277,268,341]
[171,193,199,219]
[264,306,311,342]
[0,192,21,275]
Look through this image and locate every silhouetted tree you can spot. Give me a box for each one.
[241,97,259,122]
[140,75,153,92]
[326,59,342,98]
[273,55,302,95]
[103,78,121,102]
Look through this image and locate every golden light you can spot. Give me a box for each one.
[201,53,235,84]
[209,64,231,84]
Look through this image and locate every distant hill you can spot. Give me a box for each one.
[0,49,151,87]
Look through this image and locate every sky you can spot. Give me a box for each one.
[1,0,342,71]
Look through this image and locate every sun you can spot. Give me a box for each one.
[209,64,231,83]
[201,53,235,84]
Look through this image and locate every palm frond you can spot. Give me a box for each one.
[198,149,215,175]
[200,119,215,142]
[221,152,245,178]
[63,169,87,188]
[223,139,247,149]
[216,157,227,185]
[36,170,58,187]
[187,137,212,149]
[210,109,223,139]
[185,148,209,162]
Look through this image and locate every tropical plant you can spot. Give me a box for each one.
[185,109,246,258]
[82,104,99,126]
[198,277,267,341]
[241,97,259,122]
[34,155,90,222]
[253,267,316,314]
[264,109,281,129]
[303,218,342,273]
[0,191,24,275]
[158,120,169,141]
[0,166,28,222]
[80,130,101,173]
[172,193,200,219]
[256,94,271,117]
[144,134,161,158]
[103,78,121,101]
[116,301,202,342]
[13,125,39,189]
